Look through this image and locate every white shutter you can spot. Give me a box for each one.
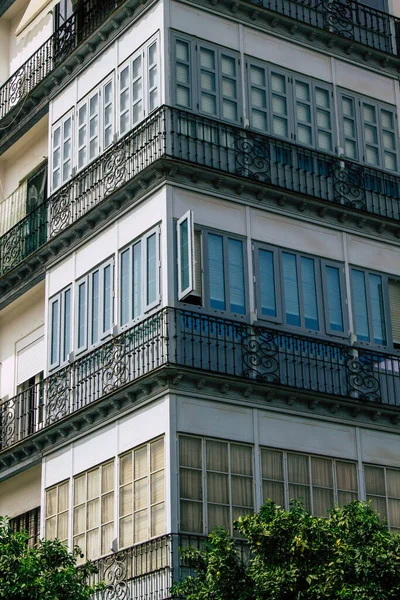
[389,280,400,345]
[17,336,45,385]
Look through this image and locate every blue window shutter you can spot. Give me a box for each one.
[301,257,319,330]
[228,238,245,314]
[325,266,344,333]
[351,269,370,341]
[91,270,100,345]
[259,249,276,317]
[50,299,60,367]
[282,252,301,326]
[146,234,157,306]
[63,289,71,362]
[77,281,87,350]
[208,234,226,310]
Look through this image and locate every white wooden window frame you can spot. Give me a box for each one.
[75,257,114,355]
[48,285,72,370]
[119,226,161,328]
[117,35,160,137]
[51,110,74,192]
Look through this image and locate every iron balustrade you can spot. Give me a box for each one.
[86,533,248,600]
[243,0,398,54]
[1,107,400,280]
[0,0,125,121]
[1,307,400,451]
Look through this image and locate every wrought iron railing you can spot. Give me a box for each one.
[0,0,125,121]
[1,106,400,280]
[1,307,400,451]
[86,533,248,600]
[243,0,399,55]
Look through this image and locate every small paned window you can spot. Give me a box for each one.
[364,464,400,531]
[51,112,73,191]
[351,268,387,346]
[45,481,69,544]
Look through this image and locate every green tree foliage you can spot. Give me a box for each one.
[172,500,400,600]
[0,516,103,600]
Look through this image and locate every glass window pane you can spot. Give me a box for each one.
[208,234,226,311]
[180,500,203,533]
[91,270,99,344]
[311,457,333,487]
[282,253,301,327]
[207,472,229,504]
[180,437,202,469]
[325,266,344,332]
[207,440,228,472]
[228,239,245,314]
[368,274,386,344]
[147,233,157,306]
[301,257,319,330]
[50,300,59,365]
[133,241,142,318]
[180,218,190,293]
[262,449,284,481]
[103,265,112,333]
[386,469,400,498]
[364,465,386,496]
[336,462,358,492]
[259,250,276,317]
[352,270,370,341]
[121,250,130,325]
[288,453,309,484]
[180,468,203,501]
[231,445,253,476]
[78,282,87,348]
[63,289,71,361]
[207,504,230,531]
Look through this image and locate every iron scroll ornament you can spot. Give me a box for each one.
[235,134,272,183]
[242,328,280,383]
[102,552,131,600]
[344,348,381,403]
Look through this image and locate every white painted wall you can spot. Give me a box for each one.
[0,280,45,399]
[0,464,41,518]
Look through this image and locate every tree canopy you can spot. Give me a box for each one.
[0,517,103,600]
[172,500,400,600]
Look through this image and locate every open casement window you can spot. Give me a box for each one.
[49,286,72,370]
[76,259,114,353]
[119,227,160,327]
[254,243,347,337]
[339,91,399,173]
[177,211,195,300]
[73,461,115,562]
[25,162,48,257]
[45,481,69,544]
[179,435,254,536]
[261,448,358,516]
[246,61,334,153]
[119,437,165,548]
[118,38,159,137]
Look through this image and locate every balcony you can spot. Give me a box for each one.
[1,306,400,453]
[1,106,400,291]
[85,533,248,600]
[241,0,399,55]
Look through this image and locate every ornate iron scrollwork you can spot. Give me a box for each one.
[332,161,366,210]
[46,367,71,425]
[101,552,131,600]
[235,135,271,183]
[102,338,129,395]
[322,0,355,39]
[103,142,128,194]
[49,191,72,237]
[344,349,381,402]
[1,226,24,275]
[242,328,280,383]
[0,399,16,449]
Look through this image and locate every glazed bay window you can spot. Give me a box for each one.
[351,268,400,348]
[73,461,114,560]
[247,61,334,153]
[339,91,398,172]
[76,259,114,353]
[364,465,400,531]
[262,448,358,516]
[45,480,69,544]
[179,436,254,536]
[120,227,160,326]
[49,286,72,369]
[254,243,347,336]
[119,437,165,548]
[177,218,246,315]
[173,34,241,124]
[118,38,159,136]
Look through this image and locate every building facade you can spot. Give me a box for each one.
[1,0,400,595]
